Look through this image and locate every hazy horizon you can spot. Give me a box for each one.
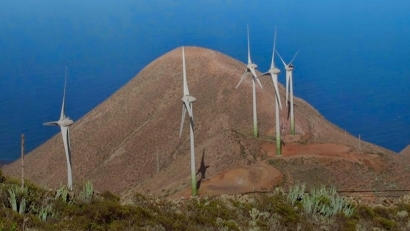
[1,0,410,161]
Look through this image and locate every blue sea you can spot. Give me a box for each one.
[1,0,409,161]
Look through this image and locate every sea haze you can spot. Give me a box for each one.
[1,0,409,161]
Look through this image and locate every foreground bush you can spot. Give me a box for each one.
[1,174,410,230]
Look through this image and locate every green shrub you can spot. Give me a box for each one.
[334,213,358,231]
[354,205,375,220]
[76,181,94,203]
[0,170,5,183]
[374,206,394,219]
[376,217,396,230]
[0,174,406,230]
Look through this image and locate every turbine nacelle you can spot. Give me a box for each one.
[59,118,74,127]
[44,118,73,127]
[270,67,281,75]
[182,95,196,104]
[247,63,257,70]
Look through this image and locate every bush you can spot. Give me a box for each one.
[0,170,5,183]
[0,174,408,230]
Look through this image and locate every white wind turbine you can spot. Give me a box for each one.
[179,47,198,197]
[259,27,283,155]
[236,24,263,138]
[43,67,74,190]
[276,49,298,136]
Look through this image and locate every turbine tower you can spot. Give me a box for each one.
[236,24,263,138]
[179,47,198,197]
[43,67,74,190]
[276,50,298,136]
[259,27,283,155]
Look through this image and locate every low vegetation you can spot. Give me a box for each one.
[1,170,410,230]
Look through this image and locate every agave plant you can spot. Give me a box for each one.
[298,185,355,218]
[6,185,28,214]
[287,183,306,205]
[55,185,72,204]
[38,204,55,221]
[77,181,94,202]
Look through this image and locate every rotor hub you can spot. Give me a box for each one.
[182,95,196,103]
[271,68,280,74]
[247,63,257,69]
[59,118,73,127]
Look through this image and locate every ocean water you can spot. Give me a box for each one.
[1,0,409,161]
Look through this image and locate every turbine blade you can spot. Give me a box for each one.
[182,101,195,129]
[182,47,190,96]
[254,75,263,89]
[289,50,299,65]
[61,126,68,152]
[275,50,287,67]
[60,67,68,120]
[43,121,59,126]
[250,67,258,79]
[271,73,282,110]
[186,102,194,119]
[179,105,186,137]
[67,127,72,150]
[270,26,277,69]
[247,24,251,64]
[236,69,249,88]
[189,103,195,128]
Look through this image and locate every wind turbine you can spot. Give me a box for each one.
[276,49,298,136]
[259,27,283,155]
[43,67,74,190]
[236,24,263,138]
[179,47,198,197]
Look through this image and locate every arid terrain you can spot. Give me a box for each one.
[2,47,408,201]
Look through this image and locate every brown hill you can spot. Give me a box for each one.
[400,145,410,155]
[2,47,406,199]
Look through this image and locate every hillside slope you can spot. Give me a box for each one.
[2,47,400,198]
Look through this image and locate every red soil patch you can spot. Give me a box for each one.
[171,142,390,198]
[266,143,353,158]
[174,162,282,198]
[263,142,385,173]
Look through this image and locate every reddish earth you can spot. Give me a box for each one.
[173,162,282,198]
[163,142,391,199]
